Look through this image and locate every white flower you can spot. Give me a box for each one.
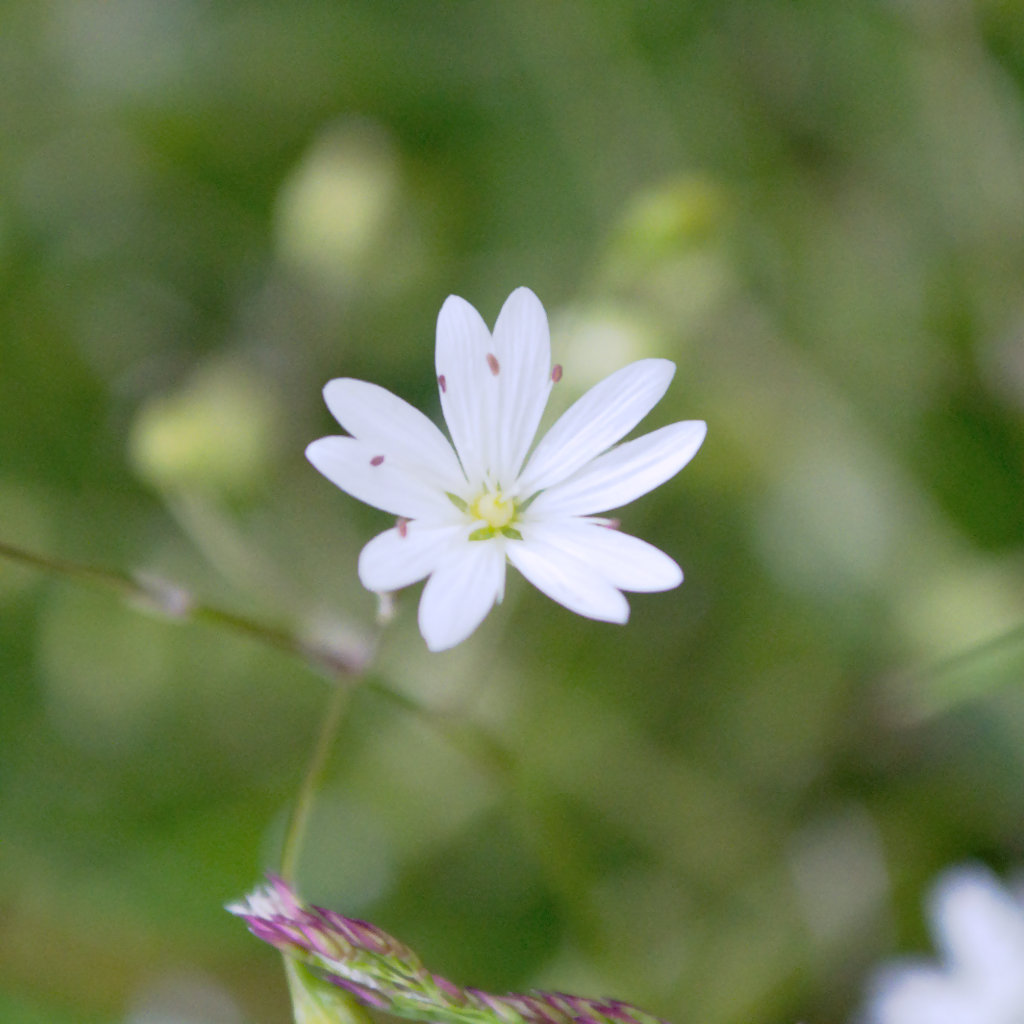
[306,287,706,651]
[862,865,1024,1024]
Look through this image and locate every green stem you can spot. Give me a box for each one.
[0,535,521,866]
[0,536,383,884]
[0,537,367,676]
[0,537,139,596]
[0,536,525,777]
[280,678,354,883]
[0,539,517,775]
[0,535,610,972]
[364,673,515,782]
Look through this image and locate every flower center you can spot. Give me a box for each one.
[470,490,515,530]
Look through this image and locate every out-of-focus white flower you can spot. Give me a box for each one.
[862,865,1024,1024]
[307,287,706,651]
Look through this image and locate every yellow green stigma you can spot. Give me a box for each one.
[470,490,515,530]
[446,488,524,542]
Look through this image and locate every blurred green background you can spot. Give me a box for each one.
[3,2,1024,1022]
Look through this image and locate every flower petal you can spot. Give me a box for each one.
[506,537,630,623]
[529,420,706,517]
[435,295,496,483]
[866,965,974,1024]
[322,378,466,492]
[931,867,1024,978]
[417,540,506,651]
[518,358,676,494]
[306,436,453,519]
[520,520,682,592]
[358,522,466,592]
[490,287,552,483]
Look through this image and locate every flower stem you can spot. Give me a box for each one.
[0,536,383,884]
[0,540,515,779]
[0,539,520,790]
[280,678,354,883]
[0,536,139,596]
[0,537,369,676]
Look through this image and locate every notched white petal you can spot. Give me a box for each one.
[321,378,465,490]
[521,521,682,592]
[507,539,630,623]
[519,358,676,494]
[418,541,506,651]
[435,295,495,482]
[531,419,706,517]
[306,436,452,519]
[358,522,464,593]
[491,286,552,482]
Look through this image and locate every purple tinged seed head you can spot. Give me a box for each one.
[229,877,673,1024]
[432,974,464,1000]
[502,993,558,1024]
[604,1002,643,1023]
[330,977,394,1010]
